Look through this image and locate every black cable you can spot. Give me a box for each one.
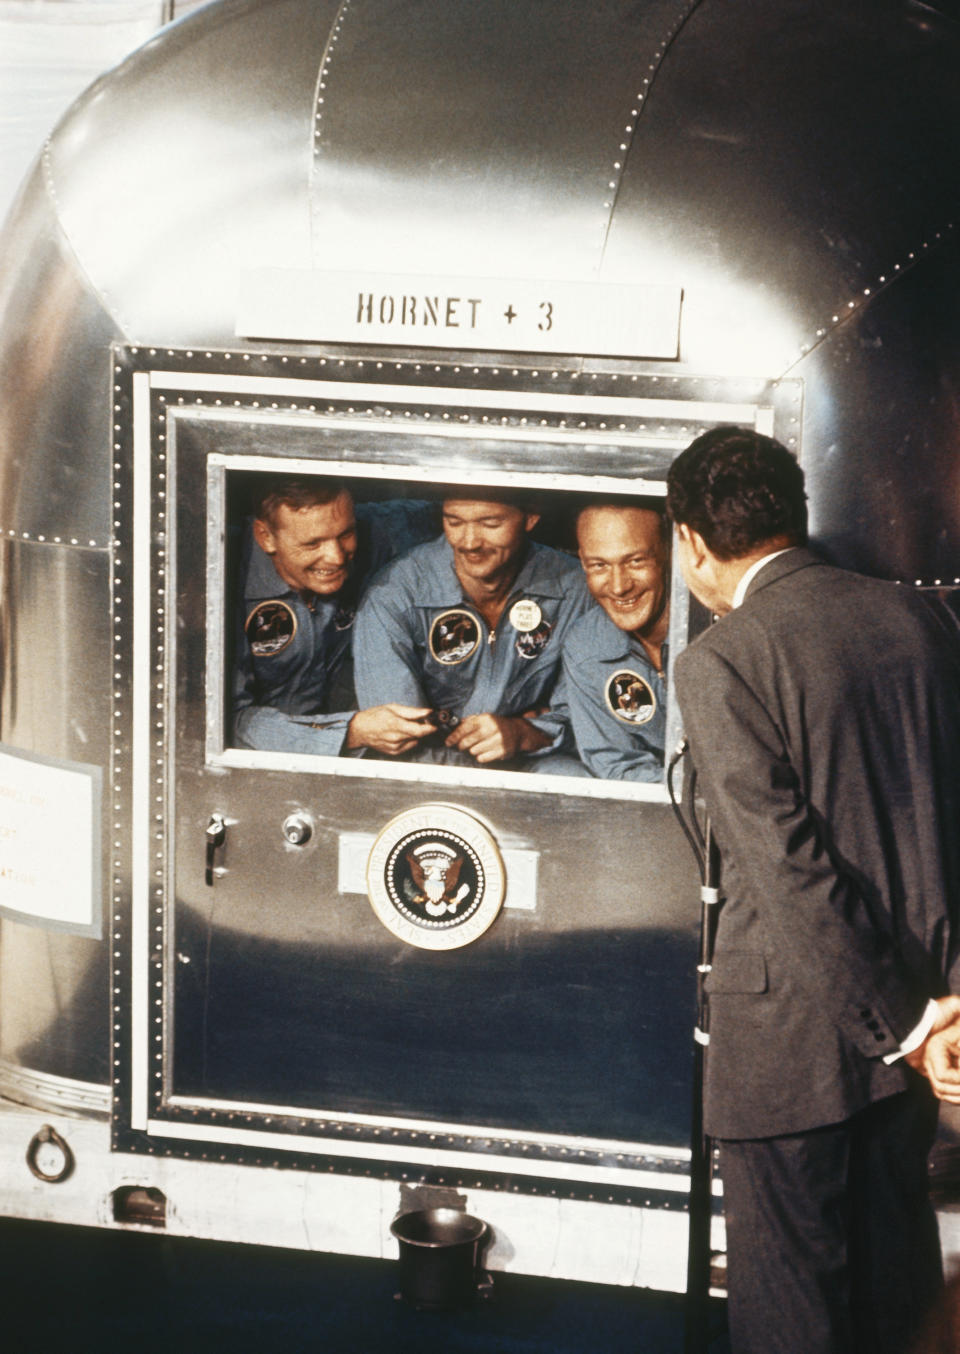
[668,736,724,1354]
[667,738,706,878]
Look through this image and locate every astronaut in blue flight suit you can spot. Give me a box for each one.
[233,476,438,756]
[353,494,591,768]
[561,502,670,781]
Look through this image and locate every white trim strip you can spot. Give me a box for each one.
[209,745,670,803]
[164,1093,691,1163]
[149,1119,693,1191]
[130,372,153,1131]
[180,405,689,451]
[204,448,669,498]
[149,369,764,425]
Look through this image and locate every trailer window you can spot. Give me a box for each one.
[124,352,797,804]
[218,467,689,792]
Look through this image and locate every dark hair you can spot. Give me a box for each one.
[665,426,807,560]
[440,488,541,516]
[254,476,350,526]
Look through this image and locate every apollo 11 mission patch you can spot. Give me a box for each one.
[245,599,297,657]
[605,669,656,724]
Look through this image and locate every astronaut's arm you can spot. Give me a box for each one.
[562,655,663,781]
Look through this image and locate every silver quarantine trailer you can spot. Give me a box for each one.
[1,0,959,1295]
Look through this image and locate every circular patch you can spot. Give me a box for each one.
[245,599,297,657]
[605,669,657,725]
[509,598,542,632]
[366,804,506,951]
[429,609,481,665]
[334,605,356,631]
[515,620,553,659]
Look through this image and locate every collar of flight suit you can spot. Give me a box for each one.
[587,604,667,670]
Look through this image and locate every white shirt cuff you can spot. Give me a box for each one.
[882,999,939,1065]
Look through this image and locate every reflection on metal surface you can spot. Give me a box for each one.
[0,1061,111,1118]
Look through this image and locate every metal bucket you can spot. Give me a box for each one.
[390,1207,489,1309]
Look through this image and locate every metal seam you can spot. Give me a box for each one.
[40,135,136,340]
[779,219,959,378]
[310,0,354,266]
[597,0,707,269]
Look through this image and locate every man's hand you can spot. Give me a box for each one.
[444,712,550,764]
[345,704,434,755]
[905,994,960,1102]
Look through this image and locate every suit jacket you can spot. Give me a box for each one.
[674,548,960,1139]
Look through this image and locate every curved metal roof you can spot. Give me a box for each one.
[0,0,959,570]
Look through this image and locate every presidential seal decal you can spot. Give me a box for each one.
[245,599,297,657]
[366,804,505,950]
[605,669,657,724]
[429,609,480,665]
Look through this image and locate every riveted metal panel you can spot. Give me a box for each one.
[106,344,797,1198]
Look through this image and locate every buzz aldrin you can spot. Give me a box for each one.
[353,494,591,768]
[562,500,671,781]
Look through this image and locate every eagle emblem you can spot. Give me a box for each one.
[367,805,505,950]
[404,842,470,916]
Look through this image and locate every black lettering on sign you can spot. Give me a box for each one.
[355,293,485,330]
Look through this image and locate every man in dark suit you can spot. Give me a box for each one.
[665,426,960,1354]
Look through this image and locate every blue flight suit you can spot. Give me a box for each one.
[233,500,437,755]
[353,535,591,766]
[561,603,667,781]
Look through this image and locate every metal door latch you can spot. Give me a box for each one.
[282,812,313,846]
[205,813,227,885]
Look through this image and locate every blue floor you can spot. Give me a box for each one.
[0,1217,731,1353]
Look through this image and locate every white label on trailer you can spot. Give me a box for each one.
[0,744,101,935]
[236,269,682,358]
